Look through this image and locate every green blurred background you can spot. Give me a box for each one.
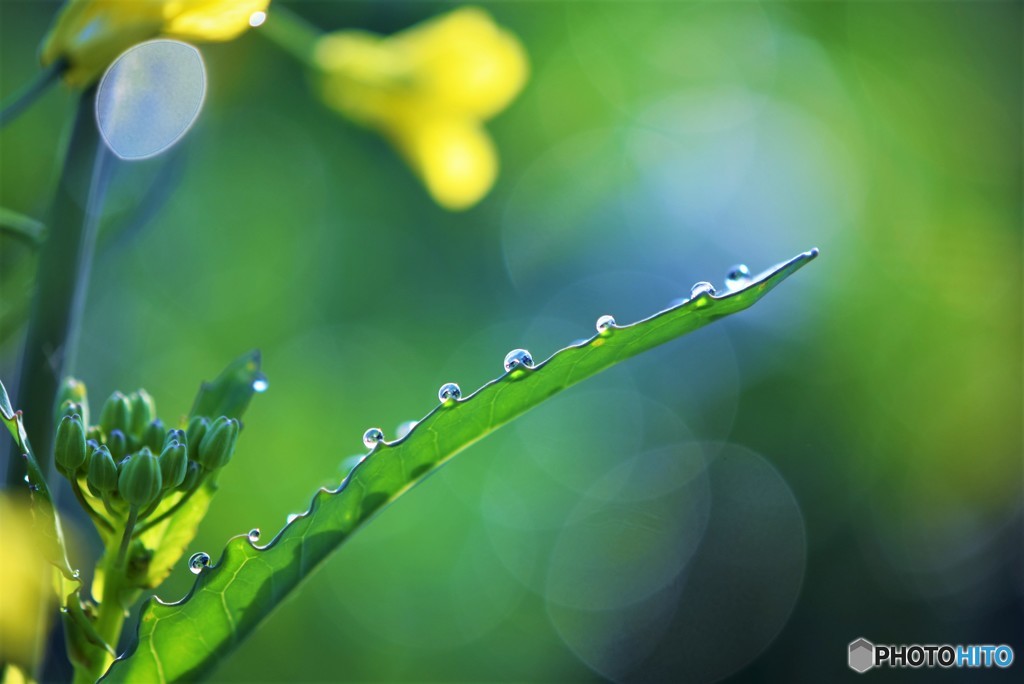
[1,1,1021,681]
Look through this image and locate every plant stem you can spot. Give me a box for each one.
[5,88,112,486]
[70,478,114,534]
[259,5,322,66]
[0,60,63,128]
[116,506,138,566]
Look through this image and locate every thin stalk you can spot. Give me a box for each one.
[0,60,63,127]
[6,88,113,486]
[116,506,138,566]
[259,5,322,67]
[70,478,114,534]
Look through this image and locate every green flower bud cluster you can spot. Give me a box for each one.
[52,381,244,528]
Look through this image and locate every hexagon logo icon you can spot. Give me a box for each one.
[849,638,875,673]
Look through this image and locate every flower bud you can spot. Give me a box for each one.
[87,445,118,494]
[164,428,186,449]
[55,414,88,474]
[196,417,238,471]
[107,429,127,461]
[178,460,202,492]
[57,400,84,422]
[159,442,188,489]
[129,390,156,439]
[100,392,132,438]
[143,419,166,452]
[185,416,209,461]
[117,448,162,508]
[56,378,89,428]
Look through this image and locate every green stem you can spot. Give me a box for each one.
[0,206,46,246]
[70,478,114,534]
[0,60,63,128]
[116,506,138,566]
[259,5,322,67]
[5,88,112,486]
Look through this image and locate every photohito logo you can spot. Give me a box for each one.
[848,638,1014,673]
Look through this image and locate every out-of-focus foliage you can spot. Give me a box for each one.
[0,1,1020,682]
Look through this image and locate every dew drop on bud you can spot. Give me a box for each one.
[22,474,29,484]
[252,373,269,393]
[362,427,385,449]
[689,281,716,299]
[438,383,461,403]
[596,315,616,333]
[188,552,210,574]
[725,264,751,290]
[504,349,534,373]
[248,528,261,543]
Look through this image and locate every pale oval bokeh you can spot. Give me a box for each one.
[95,40,206,160]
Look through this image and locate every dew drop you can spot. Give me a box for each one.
[22,474,29,484]
[252,373,269,393]
[725,264,752,290]
[595,315,616,333]
[249,10,267,27]
[248,528,261,543]
[188,552,210,574]
[438,382,462,403]
[286,513,300,524]
[362,427,385,449]
[72,569,81,580]
[504,349,534,373]
[690,281,716,299]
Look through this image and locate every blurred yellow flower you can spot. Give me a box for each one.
[41,0,270,87]
[0,494,55,670]
[314,7,528,210]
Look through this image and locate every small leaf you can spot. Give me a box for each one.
[135,351,263,588]
[103,250,818,683]
[189,350,263,420]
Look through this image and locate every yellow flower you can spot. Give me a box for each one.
[41,0,271,87]
[314,7,528,211]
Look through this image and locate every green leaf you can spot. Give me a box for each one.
[103,249,818,683]
[0,377,78,582]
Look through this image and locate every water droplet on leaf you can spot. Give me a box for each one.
[252,373,269,393]
[690,281,716,299]
[188,552,210,574]
[438,382,461,403]
[362,427,384,449]
[725,264,752,290]
[286,513,300,524]
[504,349,534,372]
[596,315,616,333]
[248,528,261,542]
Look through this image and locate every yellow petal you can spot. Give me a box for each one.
[391,116,498,211]
[394,7,528,120]
[164,0,270,41]
[40,0,269,87]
